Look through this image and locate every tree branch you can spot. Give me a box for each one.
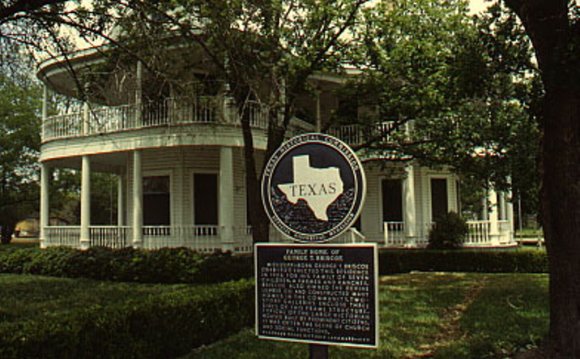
[0,0,66,21]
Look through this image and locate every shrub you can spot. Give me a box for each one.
[0,279,254,359]
[428,212,469,249]
[0,246,253,285]
[379,249,548,274]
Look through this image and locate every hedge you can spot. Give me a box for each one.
[0,246,253,284]
[0,279,254,359]
[379,249,548,274]
[0,246,547,285]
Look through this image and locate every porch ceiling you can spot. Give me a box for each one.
[45,151,129,173]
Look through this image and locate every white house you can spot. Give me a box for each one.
[36,44,515,252]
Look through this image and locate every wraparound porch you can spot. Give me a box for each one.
[42,218,515,253]
[42,225,366,253]
[383,220,515,248]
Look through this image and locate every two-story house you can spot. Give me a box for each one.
[37,43,515,252]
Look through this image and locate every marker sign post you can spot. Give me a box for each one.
[258,133,378,358]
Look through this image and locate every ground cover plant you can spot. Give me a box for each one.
[0,274,253,359]
[187,273,548,359]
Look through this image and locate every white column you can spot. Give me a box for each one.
[39,162,50,249]
[135,61,143,127]
[83,101,90,135]
[488,187,500,245]
[80,156,91,250]
[403,164,417,243]
[219,147,235,251]
[132,150,143,247]
[506,191,515,241]
[117,175,124,226]
[42,85,48,140]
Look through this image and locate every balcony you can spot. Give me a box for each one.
[328,121,408,147]
[42,97,273,143]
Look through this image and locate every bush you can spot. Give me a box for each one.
[0,246,253,285]
[379,249,548,274]
[428,212,469,249]
[0,279,254,359]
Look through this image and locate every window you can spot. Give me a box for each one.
[143,176,170,226]
[382,179,403,222]
[431,178,448,221]
[193,173,218,226]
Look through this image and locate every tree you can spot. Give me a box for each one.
[0,73,42,243]
[347,0,539,218]
[500,1,580,357]
[86,0,370,242]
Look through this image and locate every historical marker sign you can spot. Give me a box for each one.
[255,243,379,348]
[261,133,366,243]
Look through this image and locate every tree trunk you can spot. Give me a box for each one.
[541,87,580,358]
[238,100,270,243]
[502,1,580,356]
[0,222,14,244]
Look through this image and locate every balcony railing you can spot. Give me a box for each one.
[42,97,272,142]
[328,121,405,147]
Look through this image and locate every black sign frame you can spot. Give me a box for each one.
[255,243,379,349]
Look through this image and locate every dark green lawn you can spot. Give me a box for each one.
[186,273,548,359]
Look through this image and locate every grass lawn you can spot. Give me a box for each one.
[186,273,548,359]
[0,274,205,323]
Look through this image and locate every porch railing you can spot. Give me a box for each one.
[42,97,273,142]
[44,226,81,248]
[89,226,131,248]
[142,225,221,251]
[384,221,405,246]
[383,220,514,247]
[465,220,491,245]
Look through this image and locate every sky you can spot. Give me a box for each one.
[468,0,493,14]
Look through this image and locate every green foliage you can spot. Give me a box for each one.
[0,246,253,284]
[378,249,548,274]
[427,212,469,249]
[0,74,42,243]
[352,1,540,215]
[0,275,254,359]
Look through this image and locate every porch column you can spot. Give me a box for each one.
[488,187,500,246]
[39,162,50,249]
[82,101,90,135]
[219,147,235,251]
[403,164,417,243]
[132,150,143,248]
[80,156,91,250]
[135,61,143,127]
[117,175,124,226]
[506,191,515,240]
[42,85,48,140]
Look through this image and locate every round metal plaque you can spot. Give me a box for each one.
[261,133,366,243]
